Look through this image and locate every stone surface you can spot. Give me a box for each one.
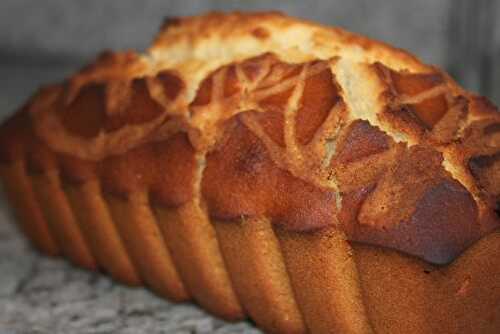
[0,193,261,334]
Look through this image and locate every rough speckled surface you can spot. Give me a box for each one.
[0,192,261,334]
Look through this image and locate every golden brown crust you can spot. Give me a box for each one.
[0,11,499,333]
[0,161,59,255]
[353,230,500,333]
[202,114,337,231]
[0,106,35,163]
[347,146,481,264]
[1,11,498,266]
[150,11,428,71]
[373,62,469,145]
[99,133,196,206]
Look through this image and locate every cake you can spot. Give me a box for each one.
[1,11,499,334]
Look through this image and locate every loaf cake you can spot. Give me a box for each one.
[1,11,499,333]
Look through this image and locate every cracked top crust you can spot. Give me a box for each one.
[1,11,499,265]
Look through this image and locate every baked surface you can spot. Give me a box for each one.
[0,11,499,333]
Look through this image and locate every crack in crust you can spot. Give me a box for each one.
[30,52,188,161]
[374,62,469,145]
[1,11,499,265]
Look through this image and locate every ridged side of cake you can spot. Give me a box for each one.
[1,12,499,334]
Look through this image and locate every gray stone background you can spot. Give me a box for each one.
[0,1,499,333]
